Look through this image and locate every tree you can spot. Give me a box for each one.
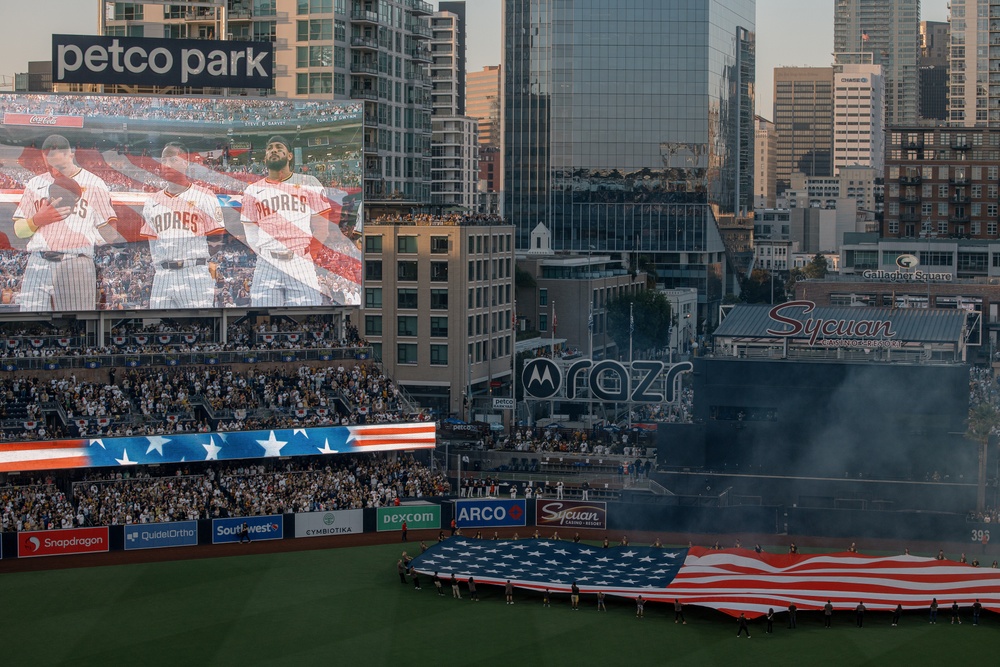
[739,269,784,304]
[967,402,1000,513]
[605,290,673,357]
[787,254,829,293]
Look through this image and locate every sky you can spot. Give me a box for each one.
[0,0,949,118]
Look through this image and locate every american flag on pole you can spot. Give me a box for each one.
[410,541,1000,618]
[861,30,870,42]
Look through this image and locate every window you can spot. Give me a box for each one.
[364,315,382,337]
[111,2,143,20]
[364,260,382,281]
[297,45,332,67]
[297,19,333,41]
[364,288,382,309]
[430,289,448,310]
[398,289,418,309]
[397,261,418,281]
[397,344,418,364]
[253,0,277,16]
[297,0,332,12]
[431,236,449,254]
[430,344,448,366]
[539,314,548,332]
[296,72,332,94]
[253,20,277,42]
[397,316,418,337]
[539,288,548,306]
[430,262,449,282]
[397,236,418,253]
[430,317,448,337]
[365,235,383,253]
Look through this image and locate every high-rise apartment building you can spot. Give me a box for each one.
[754,116,777,209]
[833,62,885,175]
[773,67,834,194]
[468,65,501,210]
[429,5,478,209]
[503,0,756,324]
[946,1,1000,126]
[101,0,435,203]
[833,0,920,126]
[919,20,949,122]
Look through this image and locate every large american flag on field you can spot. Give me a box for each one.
[410,540,1000,618]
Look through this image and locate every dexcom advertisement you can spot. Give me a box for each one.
[213,515,283,544]
[124,521,198,550]
[455,499,527,528]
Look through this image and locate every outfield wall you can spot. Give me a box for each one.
[0,499,990,559]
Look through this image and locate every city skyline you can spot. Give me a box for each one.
[1,1,948,118]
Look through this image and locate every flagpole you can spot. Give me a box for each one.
[628,301,634,431]
[512,297,517,429]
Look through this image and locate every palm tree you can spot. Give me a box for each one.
[966,402,1000,513]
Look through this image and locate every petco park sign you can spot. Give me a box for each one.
[767,300,899,347]
[52,34,273,88]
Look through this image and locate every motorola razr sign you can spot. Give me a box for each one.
[52,34,274,89]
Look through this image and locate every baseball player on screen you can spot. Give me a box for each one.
[139,142,227,309]
[12,134,123,312]
[240,135,338,307]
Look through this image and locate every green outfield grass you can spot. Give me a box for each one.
[1,543,996,666]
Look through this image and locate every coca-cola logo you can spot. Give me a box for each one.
[29,115,58,125]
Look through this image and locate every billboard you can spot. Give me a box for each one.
[18,526,109,558]
[455,499,527,528]
[0,92,363,312]
[294,509,364,538]
[212,515,283,544]
[124,520,198,550]
[535,500,607,530]
[376,504,441,532]
[0,423,436,473]
[52,35,274,89]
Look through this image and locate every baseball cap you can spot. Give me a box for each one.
[266,135,292,151]
[41,134,71,152]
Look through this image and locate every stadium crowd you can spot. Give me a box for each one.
[0,453,447,531]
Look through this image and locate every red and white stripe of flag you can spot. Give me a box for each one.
[346,422,436,451]
[659,547,1000,618]
[0,440,90,472]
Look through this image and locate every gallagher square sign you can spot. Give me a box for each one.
[52,34,273,88]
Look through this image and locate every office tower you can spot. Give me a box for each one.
[101,0,435,203]
[919,20,949,122]
[833,62,885,174]
[773,67,834,194]
[833,0,920,126]
[468,65,501,210]
[754,115,777,208]
[429,4,478,210]
[502,0,756,324]
[947,1,1000,126]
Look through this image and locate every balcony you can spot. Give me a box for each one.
[408,0,433,16]
[952,195,970,204]
[949,214,972,224]
[950,176,971,185]
[351,36,379,51]
[952,140,971,151]
[350,88,378,101]
[351,62,379,75]
[904,140,924,150]
[409,47,432,63]
[899,196,920,205]
[899,212,922,223]
[408,23,431,39]
[351,10,380,25]
[363,140,379,154]
[899,175,921,185]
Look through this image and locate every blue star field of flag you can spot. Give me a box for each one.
[410,538,687,596]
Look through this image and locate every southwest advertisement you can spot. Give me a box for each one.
[294,509,364,538]
[17,526,109,558]
[124,520,198,550]
[212,515,283,544]
[534,500,608,530]
[455,499,527,528]
[376,504,441,532]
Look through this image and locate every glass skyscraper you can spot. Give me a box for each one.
[502,0,755,320]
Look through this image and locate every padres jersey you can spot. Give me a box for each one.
[14,168,116,255]
[240,173,330,257]
[140,184,225,265]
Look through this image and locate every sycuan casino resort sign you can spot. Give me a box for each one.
[767,300,898,347]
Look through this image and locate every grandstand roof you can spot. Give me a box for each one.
[714,303,967,344]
